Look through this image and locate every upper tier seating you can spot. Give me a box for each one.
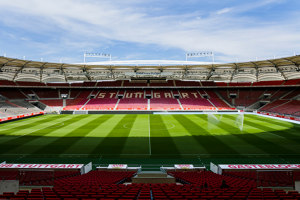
[16,81,46,86]
[235,89,266,107]
[40,99,63,107]
[34,89,59,99]
[284,79,300,85]
[123,80,148,87]
[201,81,215,86]
[252,80,284,86]
[47,82,69,87]
[70,89,84,98]
[0,78,299,88]
[175,80,201,86]
[218,89,267,108]
[96,81,122,87]
[83,81,97,87]
[70,82,84,87]
[0,80,16,86]
[149,80,174,86]
[228,82,252,86]
[0,89,27,99]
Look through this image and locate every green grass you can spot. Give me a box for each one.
[0,114,300,168]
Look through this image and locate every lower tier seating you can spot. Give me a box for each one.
[1,184,300,200]
[1,170,300,199]
[117,98,148,110]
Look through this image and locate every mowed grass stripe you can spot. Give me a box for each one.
[0,115,47,130]
[167,115,209,154]
[211,115,277,155]
[0,115,88,154]
[175,115,239,155]
[247,114,296,129]
[150,115,181,156]
[30,115,113,155]
[0,115,73,145]
[64,115,124,154]
[90,115,138,155]
[245,115,300,139]
[121,114,150,155]
[192,115,266,155]
[241,116,300,152]
[0,115,67,135]
[223,115,299,154]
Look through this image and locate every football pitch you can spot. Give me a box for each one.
[0,113,300,166]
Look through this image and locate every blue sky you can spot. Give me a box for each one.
[0,0,299,63]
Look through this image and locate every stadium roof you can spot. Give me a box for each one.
[0,55,300,70]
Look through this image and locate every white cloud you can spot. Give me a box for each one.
[215,8,232,15]
[0,0,299,62]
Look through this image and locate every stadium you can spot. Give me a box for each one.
[1,0,300,199]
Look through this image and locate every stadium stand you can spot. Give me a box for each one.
[34,89,59,99]
[175,80,201,86]
[179,90,215,110]
[0,170,80,186]
[149,80,174,87]
[150,90,181,110]
[1,42,300,200]
[117,90,148,110]
[39,99,63,107]
[0,83,299,115]
[123,80,148,87]
[82,90,119,110]
[169,171,256,188]
[0,54,300,119]
[1,169,300,199]
[0,89,27,99]
[96,80,122,87]
[0,100,41,118]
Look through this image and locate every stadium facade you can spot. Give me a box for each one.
[0,55,299,120]
[1,56,300,198]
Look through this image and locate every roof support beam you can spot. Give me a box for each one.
[60,64,67,82]
[268,60,287,80]
[250,62,259,82]
[83,65,91,81]
[206,65,215,80]
[182,66,188,79]
[13,61,32,81]
[0,59,18,71]
[109,66,115,80]
[230,63,239,82]
[39,63,48,82]
[282,58,300,71]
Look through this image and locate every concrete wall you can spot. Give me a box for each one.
[0,180,19,195]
